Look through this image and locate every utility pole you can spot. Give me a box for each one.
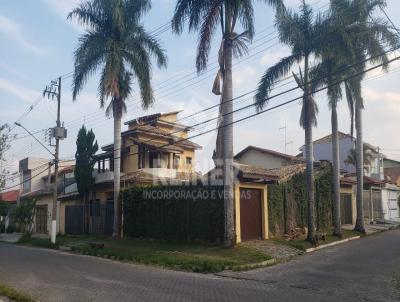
[43,77,66,244]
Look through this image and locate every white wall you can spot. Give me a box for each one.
[312,137,355,173]
[382,186,400,221]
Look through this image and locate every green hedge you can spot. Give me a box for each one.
[268,165,333,237]
[123,186,224,242]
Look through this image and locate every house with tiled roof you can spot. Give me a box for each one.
[55,110,204,236]
[234,145,303,170]
[93,110,202,186]
[300,131,384,179]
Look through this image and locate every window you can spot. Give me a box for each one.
[186,157,192,165]
[149,152,161,168]
[173,155,180,169]
[22,170,31,193]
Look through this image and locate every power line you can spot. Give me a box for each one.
[104,50,400,158]
[10,41,399,164]
[379,6,400,34]
[0,162,51,193]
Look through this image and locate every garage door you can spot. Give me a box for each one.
[240,188,262,241]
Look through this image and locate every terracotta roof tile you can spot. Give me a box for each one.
[0,190,19,203]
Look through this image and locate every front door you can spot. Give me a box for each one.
[36,205,48,234]
[240,188,262,241]
[340,193,353,225]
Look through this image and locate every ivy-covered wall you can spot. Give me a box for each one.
[268,165,333,237]
[122,185,224,242]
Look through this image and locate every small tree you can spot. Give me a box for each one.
[0,200,8,216]
[13,197,37,235]
[0,124,14,190]
[75,126,98,233]
[0,200,9,233]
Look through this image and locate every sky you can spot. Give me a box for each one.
[1,0,400,185]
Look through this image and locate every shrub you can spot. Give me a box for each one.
[12,197,37,235]
[123,185,224,242]
[268,165,333,237]
[0,200,9,216]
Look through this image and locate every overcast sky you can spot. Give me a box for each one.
[1,0,400,182]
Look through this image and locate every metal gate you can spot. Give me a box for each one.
[104,201,114,236]
[363,189,383,221]
[65,205,84,235]
[240,188,262,241]
[340,193,353,225]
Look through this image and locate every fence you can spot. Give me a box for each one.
[64,201,114,236]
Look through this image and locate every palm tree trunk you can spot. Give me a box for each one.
[112,116,122,238]
[304,56,316,243]
[331,105,341,236]
[354,100,365,233]
[222,37,235,247]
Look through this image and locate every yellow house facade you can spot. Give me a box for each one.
[59,110,202,235]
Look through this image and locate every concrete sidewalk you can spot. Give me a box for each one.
[0,233,22,243]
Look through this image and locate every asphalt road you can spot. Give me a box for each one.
[1,230,400,302]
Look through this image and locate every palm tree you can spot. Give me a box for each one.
[255,0,331,243]
[69,0,167,237]
[327,0,398,233]
[345,147,374,171]
[309,0,398,235]
[172,0,282,246]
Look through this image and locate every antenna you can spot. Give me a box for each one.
[279,118,294,155]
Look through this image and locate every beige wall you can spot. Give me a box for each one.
[236,149,289,170]
[121,133,196,173]
[234,182,268,243]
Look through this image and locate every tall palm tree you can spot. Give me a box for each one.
[327,0,398,233]
[345,147,374,171]
[172,0,282,246]
[255,0,331,243]
[69,0,167,237]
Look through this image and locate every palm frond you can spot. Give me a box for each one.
[123,46,153,109]
[68,0,104,30]
[236,0,255,39]
[196,1,221,73]
[72,31,106,100]
[254,54,298,110]
[124,25,167,68]
[231,31,251,58]
[124,0,152,25]
[172,0,214,34]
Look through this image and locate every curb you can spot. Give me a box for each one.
[305,236,360,253]
[231,258,276,271]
